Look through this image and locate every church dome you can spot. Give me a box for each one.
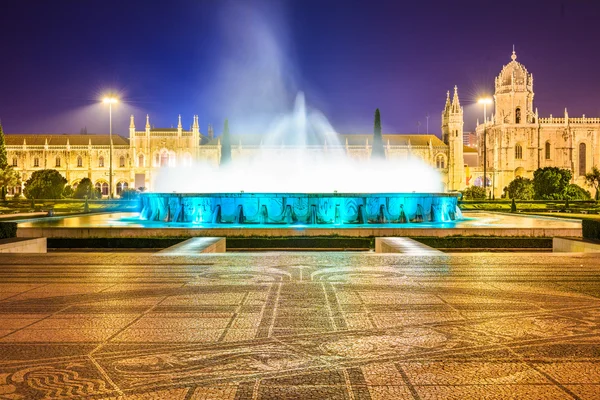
[495,50,533,93]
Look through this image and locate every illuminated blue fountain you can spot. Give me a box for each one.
[139,192,460,224]
[141,93,461,225]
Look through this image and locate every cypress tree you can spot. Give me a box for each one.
[0,121,7,169]
[220,118,232,165]
[371,108,385,159]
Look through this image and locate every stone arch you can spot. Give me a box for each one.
[514,167,525,177]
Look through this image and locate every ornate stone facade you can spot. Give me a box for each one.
[6,90,470,196]
[475,50,600,198]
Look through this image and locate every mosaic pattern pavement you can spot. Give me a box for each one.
[0,252,600,399]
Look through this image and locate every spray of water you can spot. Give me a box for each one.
[153,93,442,194]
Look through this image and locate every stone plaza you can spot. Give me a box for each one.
[0,251,599,399]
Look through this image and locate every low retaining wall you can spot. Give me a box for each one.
[0,237,46,253]
[553,237,600,253]
[17,226,582,239]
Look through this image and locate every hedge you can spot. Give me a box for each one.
[582,219,600,240]
[0,222,17,239]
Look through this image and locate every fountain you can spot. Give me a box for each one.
[140,93,461,225]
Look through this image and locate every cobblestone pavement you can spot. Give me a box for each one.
[1,252,600,399]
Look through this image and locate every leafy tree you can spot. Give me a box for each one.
[532,167,572,200]
[461,185,486,200]
[371,108,385,159]
[564,184,591,200]
[73,178,96,199]
[510,198,517,213]
[0,166,20,200]
[585,166,600,200]
[220,118,231,165]
[23,169,67,199]
[62,185,74,198]
[504,176,534,200]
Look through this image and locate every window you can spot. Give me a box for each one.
[33,157,39,167]
[515,144,523,160]
[155,154,160,166]
[119,156,125,168]
[12,158,17,167]
[77,156,83,167]
[96,182,109,196]
[436,155,445,169]
[579,143,587,176]
[116,181,128,195]
[138,154,144,167]
[545,142,551,160]
[99,156,104,167]
[55,157,61,167]
[161,152,169,167]
[515,107,521,124]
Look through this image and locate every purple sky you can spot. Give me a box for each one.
[1,0,599,138]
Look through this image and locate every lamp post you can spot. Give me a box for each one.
[102,96,118,199]
[477,98,493,197]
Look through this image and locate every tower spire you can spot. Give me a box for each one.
[511,45,517,61]
[145,114,150,129]
[451,85,461,113]
[178,114,182,129]
[130,115,135,129]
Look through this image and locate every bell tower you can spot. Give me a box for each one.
[494,48,534,124]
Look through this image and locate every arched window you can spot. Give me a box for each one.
[116,181,128,195]
[119,155,125,168]
[579,143,587,176]
[515,144,523,160]
[94,182,101,194]
[101,182,109,196]
[12,157,17,167]
[33,157,39,167]
[99,156,104,167]
[55,157,61,167]
[435,155,445,169]
[138,154,144,167]
[77,156,83,167]
[545,142,551,160]
[160,151,169,167]
[155,153,160,166]
[515,107,521,124]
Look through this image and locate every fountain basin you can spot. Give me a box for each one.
[139,192,461,224]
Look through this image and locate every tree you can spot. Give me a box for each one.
[504,176,534,200]
[220,118,232,165]
[585,166,600,200]
[564,184,591,200]
[73,178,96,199]
[532,167,572,200]
[0,121,7,170]
[461,185,486,200]
[371,108,385,159]
[62,185,74,198]
[0,166,20,200]
[23,169,67,199]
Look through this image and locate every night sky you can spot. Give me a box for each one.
[1,0,600,138]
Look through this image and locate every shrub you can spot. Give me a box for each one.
[0,222,17,239]
[62,185,74,198]
[504,176,534,200]
[582,219,600,240]
[533,167,572,200]
[564,184,591,200]
[461,186,486,200]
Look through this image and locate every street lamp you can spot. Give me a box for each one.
[478,98,493,197]
[102,96,118,199]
